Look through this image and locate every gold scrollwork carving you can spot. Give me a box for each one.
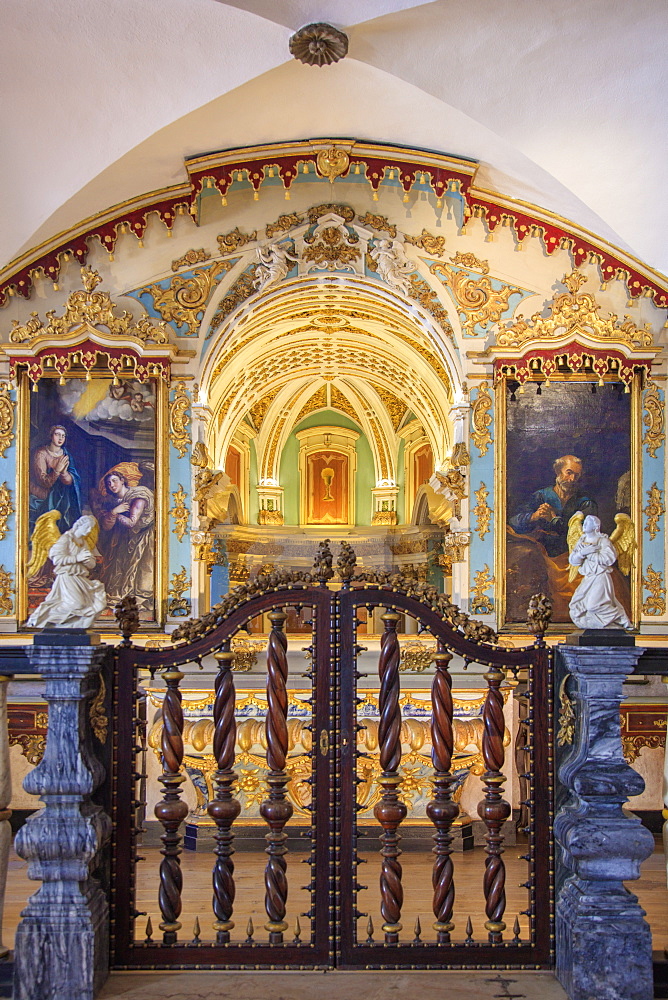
[642,564,666,616]
[471,382,493,456]
[315,146,350,181]
[470,565,494,614]
[642,383,665,458]
[622,734,666,764]
[171,248,211,271]
[429,260,521,336]
[10,266,169,345]
[0,566,14,616]
[407,275,454,340]
[231,638,266,673]
[89,674,108,744]
[168,566,191,617]
[303,226,360,267]
[10,734,46,766]
[169,381,191,457]
[497,270,654,350]
[217,227,257,254]
[450,251,489,274]
[146,260,235,336]
[644,483,665,541]
[357,212,397,237]
[0,384,16,458]
[265,213,304,239]
[0,483,14,541]
[557,675,575,747]
[405,229,446,255]
[170,485,190,542]
[473,482,492,540]
[399,640,435,673]
[209,270,256,336]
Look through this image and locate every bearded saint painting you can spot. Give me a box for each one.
[90,462,155,616]
[505,381,632,624]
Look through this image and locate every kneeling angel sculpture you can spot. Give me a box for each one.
[26,512,107,628]
[567,512,634,630]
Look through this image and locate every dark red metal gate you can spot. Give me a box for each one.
[110,548,553,970]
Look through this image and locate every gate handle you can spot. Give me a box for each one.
[319,729,329,756]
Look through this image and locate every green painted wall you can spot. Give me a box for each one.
[277,409,376,526]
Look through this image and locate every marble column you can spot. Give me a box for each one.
[0,675,11,959]
[13,631,111,1000]
[555,644,655,1000]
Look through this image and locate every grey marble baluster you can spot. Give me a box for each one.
[555,643,655,1000]
[13,632,111,1000]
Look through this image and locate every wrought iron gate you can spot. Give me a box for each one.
[110,547,553,970]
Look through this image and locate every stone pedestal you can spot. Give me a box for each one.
[555,644,655,1000]
[13,632,111,1000]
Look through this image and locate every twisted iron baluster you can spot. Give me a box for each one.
[154,666,188,944]
[426,641,458,943]
[478,662,511,943]
[373,610,406,944]
[260,609,293,944]
[207,641,240,944]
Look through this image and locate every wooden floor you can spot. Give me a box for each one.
[3,836,667,955]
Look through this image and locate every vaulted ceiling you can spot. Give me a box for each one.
[2,0,666,278]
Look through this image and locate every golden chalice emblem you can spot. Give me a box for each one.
[321,467,335,502]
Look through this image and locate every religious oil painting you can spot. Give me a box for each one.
[26,376,159,623]
[505,380,632,624]
[305,450,350,524]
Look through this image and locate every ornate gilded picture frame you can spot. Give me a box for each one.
[18,371,168,626]
[496,375,641,628]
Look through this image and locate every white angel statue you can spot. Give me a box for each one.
[369,238,415,296]
[567,512,634,630]
[253,242,298,292]
[26,512,107,629]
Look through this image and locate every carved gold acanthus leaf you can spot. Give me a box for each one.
[470,565,494,615]
[642,383,665,459]
[266,213,304,239]
[496,271,654,350]
[0,565,14,616]
[406,229,446,255]
[556,676,575,747]
[471,382,493,456]
[473,482,492,540]
[450,251,489,274]
[146,259,236,336]
[172,248,211,271]
[357,212,397,237]
[169,382,191,457]
[168,566,192,617]
[0,384,15,459]
[429,260,521,336]
[10,267,170,345]
[0,483,14,541]
[217,228,257,254]
[170,485,190,542]
[89,675,108,744]
[642,564,666,616]
[644,483,665,542]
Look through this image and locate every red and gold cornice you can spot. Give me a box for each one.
[0,140,666,308]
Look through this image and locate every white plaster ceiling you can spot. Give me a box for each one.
[1,0,666,276]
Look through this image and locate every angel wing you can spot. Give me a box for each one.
[567,511,584,582]
[27,510,62,579]
[610,513,636,576]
